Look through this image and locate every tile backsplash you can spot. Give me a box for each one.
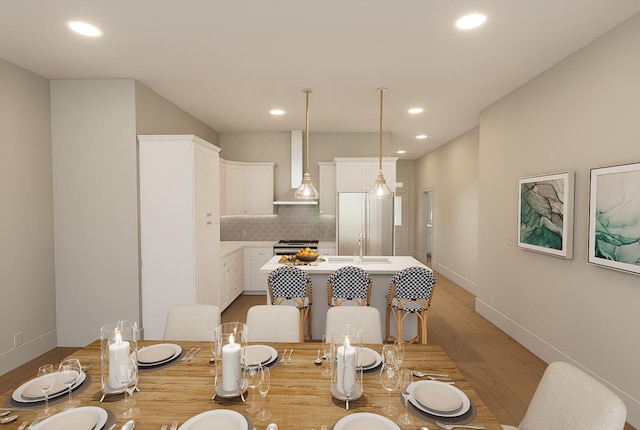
[220,205,336,241]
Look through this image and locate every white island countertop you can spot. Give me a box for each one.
[260,255,429,274]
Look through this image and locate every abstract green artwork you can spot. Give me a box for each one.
[517,172,574,258]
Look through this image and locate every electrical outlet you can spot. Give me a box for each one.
[14,332,22,347]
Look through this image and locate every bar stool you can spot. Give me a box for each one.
[385,266,436,344]
[327,266,372,307]
[267,266,313,341]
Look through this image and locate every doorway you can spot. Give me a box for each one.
[424,189,433,263]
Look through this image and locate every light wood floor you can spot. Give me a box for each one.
[2,272,635,429]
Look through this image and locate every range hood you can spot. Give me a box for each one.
[273,130,318,205]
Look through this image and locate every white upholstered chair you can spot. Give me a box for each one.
[245,305,301,342]
[163,304,221,341]
[325,306,383,344]
[501,361,627,430]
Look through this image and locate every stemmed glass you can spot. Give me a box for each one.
[256,367,271,421]
[394,340,405,367]
[380,362,400,416]
[321,334,331,377]
[398,369,414,424]
[381,344,399,366]
[37,364,56,418]
[243,363,263,413]
[58,358,82,409]
[116,357,139,418]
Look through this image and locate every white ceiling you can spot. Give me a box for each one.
[1,1,639,159]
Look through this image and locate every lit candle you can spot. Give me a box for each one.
[108,330,130,389]
[336,336,356,395]
[222,334,241,392]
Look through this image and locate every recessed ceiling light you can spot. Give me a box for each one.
[416,134,428,140]
[397,150,407,154]
[270,109,285,115]
[455,13,487,30]
[408,108,424,114]
[68,21,102,37]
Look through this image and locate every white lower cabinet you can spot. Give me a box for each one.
[318,244,336,257]
[244,247,272,294]
[219,249,244,310]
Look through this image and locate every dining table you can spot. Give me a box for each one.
[2,341,503,430]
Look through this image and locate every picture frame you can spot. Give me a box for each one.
[588,162,640,275]
[517,171,575,258]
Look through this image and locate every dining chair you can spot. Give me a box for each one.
[163,304,221,341]
[267,266,313,342]
[385,266,436,344]
[325,306,383,344]
[245,305,301,342]
[501,361,627,430]
[327,266,372,307]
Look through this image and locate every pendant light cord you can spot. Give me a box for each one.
[304,88,312,173]
[378,87,386,171]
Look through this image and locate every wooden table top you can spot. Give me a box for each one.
[2,341,502,430]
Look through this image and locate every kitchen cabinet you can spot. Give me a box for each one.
[220,249,244,310]
[318,161,336,216]
[244,247,272,294]
[317,243,336,257]
[335,157,397,193]
[138,135,221,339]
[220,159,275,215]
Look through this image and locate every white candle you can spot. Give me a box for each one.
[222,334,241,392]
[336,336,356,395]
[108,330,130,389]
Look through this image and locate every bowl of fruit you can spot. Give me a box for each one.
[295,247,319,262]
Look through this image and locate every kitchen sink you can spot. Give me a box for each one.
[325,256,391,264]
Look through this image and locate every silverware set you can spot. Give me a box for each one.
[160,422,178,430]
[179,347,201,362]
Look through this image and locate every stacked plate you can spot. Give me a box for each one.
[137,343,182,368]
[407,380,471,417]
[333,412,400,430]
[179,409,249,430]
[357,347,382,371]
[12,371,86,403]
[31,406,108,430]
[241,345,278,367]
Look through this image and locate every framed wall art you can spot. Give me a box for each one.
[588,162,640,275]
[517,171,575,258]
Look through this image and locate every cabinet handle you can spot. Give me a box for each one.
[206,213,212,216]
[259,251,265,255]
[207,221,212,225]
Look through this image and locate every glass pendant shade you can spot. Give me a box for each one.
[295,172,319,199]
[370,170,393,199]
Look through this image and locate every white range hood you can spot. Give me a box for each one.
[273,130,317,205]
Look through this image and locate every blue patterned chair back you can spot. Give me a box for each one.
[267,266,312,309]
[327,266,372,306]
[388,266,436,312]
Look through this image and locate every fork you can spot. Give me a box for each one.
[186,347,201,362]
[180,347,196,362]
[169,422,179,430]
[287,348,294,363]
[434,421,485,430]
[27,418,40,429]
[160,425,168,430]
[279,349,288,364]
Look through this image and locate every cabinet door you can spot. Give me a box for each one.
[230,250,244,301]
[219,256,231,310]
[245,166,274,215]
[225,164,245,214]
[319,162,336,216]
[248,247,271,292]
[194,143,217,226]
[195,224,217,305]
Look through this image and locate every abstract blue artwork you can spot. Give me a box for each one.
[589,162,640,275]
[517,172,574,258]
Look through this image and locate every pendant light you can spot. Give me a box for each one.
[295,88,319,200]
[370,87,393,199]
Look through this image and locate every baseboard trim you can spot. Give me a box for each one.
[0,330,57,375]
[431,261,478,295]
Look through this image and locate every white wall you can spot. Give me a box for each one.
[0,59,56,374]
[477,14,640,426]
[51,80,140,346]
[414,128,479,293]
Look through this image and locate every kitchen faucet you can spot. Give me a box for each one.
[358,232,363,263]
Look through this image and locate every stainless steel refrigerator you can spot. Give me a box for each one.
[337,192,394,256]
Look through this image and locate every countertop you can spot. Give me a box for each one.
[260,255,428,274]
[220,240,336,257]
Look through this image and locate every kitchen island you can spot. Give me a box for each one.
[260,255,431,341]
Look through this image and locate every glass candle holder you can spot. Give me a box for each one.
[100,320,138,399]
[213,322,248,396]
[329,324,363,409]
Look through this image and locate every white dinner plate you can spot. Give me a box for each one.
[31,406,108,430]
[178,409,248,430]
[242,345,278,366]
[358,347,382,370]
[333,412,400,430]
[408,380,470,417]
[13,371,86,403]
[137,343,182,367]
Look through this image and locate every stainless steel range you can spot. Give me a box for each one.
[273,239,319,256]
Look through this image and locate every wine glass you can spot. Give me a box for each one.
[243,363,263,413]
[380,362,400,416]
[381,344,399,366]
[37,364,56,418]
[321,334,331,377]
[116,357,139,418]
[58,358,82,409]
[393,339,405,368]
[256,367,271,421]
[398,369,414,424]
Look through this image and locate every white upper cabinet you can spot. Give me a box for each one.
[318,161,336,216]
[220,159,275,215]
[335,157,398,193]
